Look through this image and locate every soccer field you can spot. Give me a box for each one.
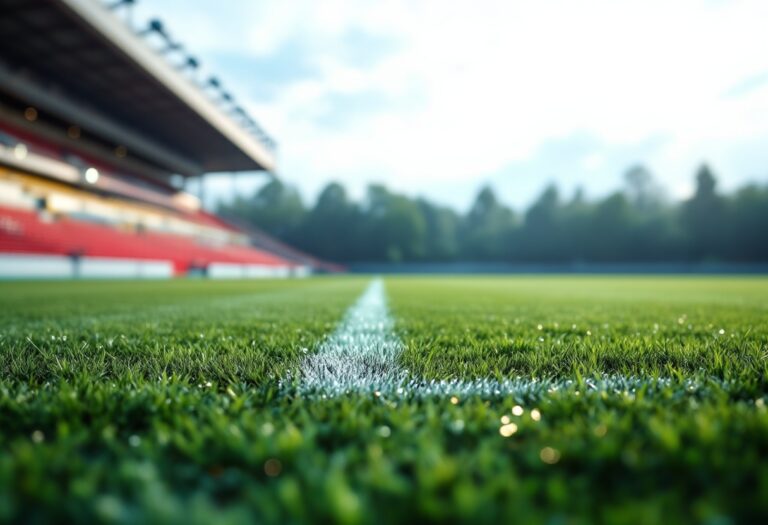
[1,276,767,524]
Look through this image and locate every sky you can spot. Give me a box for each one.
[130,0,768,212]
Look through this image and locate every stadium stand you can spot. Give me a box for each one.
[0,0,326,278]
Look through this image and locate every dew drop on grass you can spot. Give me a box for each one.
[500,415,511,425]
[512,405,524,416]
[31,430,44,443]
[499,423,518,437]
[540,447,561,464]
[264,458,282,477]
[129,435,141,447]
[531,409,541,421]
[378,425,391,438]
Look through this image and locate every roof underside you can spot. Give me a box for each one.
[0,0,275,175]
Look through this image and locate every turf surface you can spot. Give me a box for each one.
[1,276,767,524]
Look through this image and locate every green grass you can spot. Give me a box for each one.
[1,276,767,524]
[1,278,368,386]
[390,276,768,380]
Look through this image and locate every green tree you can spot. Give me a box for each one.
[588,192,635,261]
[358,185,427,262]
[624,164,664,212]
[519,184,561,261]
[417,198,460,261]
[460,186,516,260]
[219,179,306,241]
[681,164,725,260]
[297,182,360,261]
[724,184,768,261]
[216,168,768,265]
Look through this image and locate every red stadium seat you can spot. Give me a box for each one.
[0,206,293,276]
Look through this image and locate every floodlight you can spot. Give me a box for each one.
[13,143,28,160]
[84,167,100,184]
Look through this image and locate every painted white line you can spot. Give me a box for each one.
[299,278,406,393]
[292,278,732,399]
[390,375,732,400]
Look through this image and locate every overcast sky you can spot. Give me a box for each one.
[132,0,768,211]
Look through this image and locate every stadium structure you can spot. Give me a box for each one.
[0,0,328,278]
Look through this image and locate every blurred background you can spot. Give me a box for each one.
[1,0,767,276]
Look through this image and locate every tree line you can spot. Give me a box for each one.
[217,164,768,263]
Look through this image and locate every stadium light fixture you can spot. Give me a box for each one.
[130,11,276,153]
[180,56,200,71]
[24,107,38,122]
[84,167,100,184]
[139,19,167,38]
[13,143,28,160]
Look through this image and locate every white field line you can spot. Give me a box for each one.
[299,278,407,392]
[293,278,732,399]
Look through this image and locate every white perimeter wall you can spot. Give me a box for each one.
[208,263,298,279]
[78,258,173,279]
[0,254,72,278]
[0,254,172,279]
[0,255,310,279]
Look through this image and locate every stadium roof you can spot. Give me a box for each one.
[0,0,276,176]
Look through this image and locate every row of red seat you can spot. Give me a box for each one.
[0,206,291,275]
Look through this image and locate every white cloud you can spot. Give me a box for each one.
[138,0,768,209]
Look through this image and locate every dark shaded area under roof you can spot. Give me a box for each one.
[0,0,272,175]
